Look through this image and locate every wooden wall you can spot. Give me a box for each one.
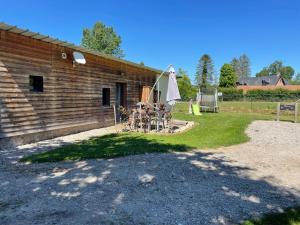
[0,30,157,145]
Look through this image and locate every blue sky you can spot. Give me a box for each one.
[1,0,300,81]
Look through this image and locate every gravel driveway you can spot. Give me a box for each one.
[0,121,300,225]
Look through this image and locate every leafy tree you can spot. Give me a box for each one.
[239,54,251,77]
[140,61,145,66]
[195,54,214,88]
[280,66,295,80]
[177,69,197,101]
[256,67,270,77]
[269,60,283,75]
[256,60,295,80]
[81,21,124,58]
[219,64,237,88]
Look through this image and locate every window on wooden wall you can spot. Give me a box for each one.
[102,88,110,106]
[29,75,44,92]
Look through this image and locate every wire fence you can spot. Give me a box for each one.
[218,95,300,122]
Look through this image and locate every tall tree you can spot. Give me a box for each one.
[230,58,241,78]
[81,21,124,58]
[177,69,197,100]
[239,54,251,77]
[219,64,237,88]
[195,54,214,88]
[231,54,251,78]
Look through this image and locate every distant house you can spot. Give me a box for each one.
[236,75,300,93]
[236,75,288,87]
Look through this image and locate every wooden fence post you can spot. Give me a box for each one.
[295,103,298,123]
[276,102,280,121]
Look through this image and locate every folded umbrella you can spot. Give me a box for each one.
[166,66,181,105]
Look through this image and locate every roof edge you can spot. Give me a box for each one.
[0,22,162,74]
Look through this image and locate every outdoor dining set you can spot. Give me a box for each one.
[115,65,182,133]
[119,103,172,133]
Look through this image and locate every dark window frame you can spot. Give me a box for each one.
[29,75,44,92]
[102,88,110,106]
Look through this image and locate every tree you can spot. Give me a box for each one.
[231,54,251,78]
[195,54,214,88]
[219,64,237,88]
[280,66,295,80]
[256,67,270,77]
[239,54,251,77]
[177,69,197,101]
[230,58,241,78]
[269,60,283,75]
[81,21,124,58]
[256,60,295,80]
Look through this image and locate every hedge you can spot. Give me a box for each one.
[245,89,300,101]
[218,88,244,101]
[218,88,300,101]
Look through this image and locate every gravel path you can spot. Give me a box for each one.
[0,121,300,225]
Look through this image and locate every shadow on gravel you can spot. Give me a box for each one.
[1,140,300,225]
[19,134,193,163]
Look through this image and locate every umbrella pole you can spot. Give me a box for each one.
[157,80,160,105]
[147,64,172,107]
[113,104,118,133]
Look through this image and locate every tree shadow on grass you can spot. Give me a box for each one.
[20,133,193,163]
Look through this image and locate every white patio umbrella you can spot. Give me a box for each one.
[147,64,181,107]
[166,66,181,105]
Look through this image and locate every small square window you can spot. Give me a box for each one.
[29,75,43,92]
[102,88,110,106]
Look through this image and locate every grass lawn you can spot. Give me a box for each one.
[242,207,300,225]
[21,102,273,163]
[219,101,300,122]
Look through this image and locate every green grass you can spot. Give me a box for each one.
[242,207,300,225]
[219,101,300,122]
[21,102,273,163]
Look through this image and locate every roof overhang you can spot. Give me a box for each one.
[0,22,162,74]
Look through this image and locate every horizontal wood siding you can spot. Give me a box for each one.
[0,30,157,143]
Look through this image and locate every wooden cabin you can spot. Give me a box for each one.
[0,23,160,149]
